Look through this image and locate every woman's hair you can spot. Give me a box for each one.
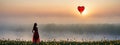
[33,23,37,30]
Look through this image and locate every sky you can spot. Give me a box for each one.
[0,0,120,24]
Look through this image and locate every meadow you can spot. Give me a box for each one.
[0,39,120,45]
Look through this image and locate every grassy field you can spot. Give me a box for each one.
[0,40,120,45]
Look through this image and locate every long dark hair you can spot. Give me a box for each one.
[33,23,37,30]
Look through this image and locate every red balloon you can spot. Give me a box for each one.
[77,6,85,14]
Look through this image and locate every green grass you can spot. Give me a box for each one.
[0,39,120,45]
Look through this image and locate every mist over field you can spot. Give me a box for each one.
[0,24,120,41]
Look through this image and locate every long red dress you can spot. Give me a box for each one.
[32,27,40,43]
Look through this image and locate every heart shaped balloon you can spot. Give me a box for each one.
[77,6,85,14]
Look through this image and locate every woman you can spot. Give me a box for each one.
[32,23,40,44]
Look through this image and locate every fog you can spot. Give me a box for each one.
[0,24,120,41]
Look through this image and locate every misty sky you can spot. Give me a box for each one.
[0,0,120,24]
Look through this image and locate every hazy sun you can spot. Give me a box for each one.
[81,9,88,16]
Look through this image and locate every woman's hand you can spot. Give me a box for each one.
[32,30,34,33]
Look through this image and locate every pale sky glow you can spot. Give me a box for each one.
[0,0,120,24]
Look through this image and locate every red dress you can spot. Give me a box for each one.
[32,27,40,43]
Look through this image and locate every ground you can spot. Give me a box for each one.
[0,40,120,45]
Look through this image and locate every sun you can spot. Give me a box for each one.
[81,9,88,16]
